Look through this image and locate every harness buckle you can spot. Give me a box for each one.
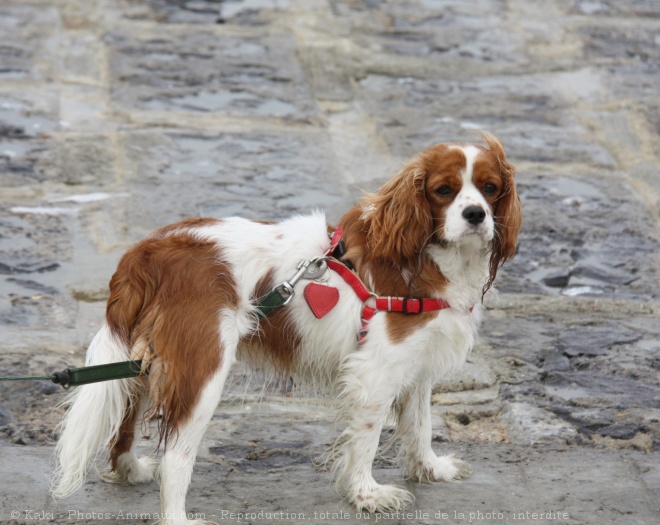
[402,296,423,314]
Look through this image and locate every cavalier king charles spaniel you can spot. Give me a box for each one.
[53,133,521,523]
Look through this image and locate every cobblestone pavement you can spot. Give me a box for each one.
[1,1,659,524]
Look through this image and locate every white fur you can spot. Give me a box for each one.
[444,145,494,242]
[51,324,135,499]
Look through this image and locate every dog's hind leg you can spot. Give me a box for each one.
[104,384,158,485]
[156,314,239,525]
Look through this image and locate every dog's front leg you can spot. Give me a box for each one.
[398,384,471,483]
[333,346,414,513]
[334,401,414,513]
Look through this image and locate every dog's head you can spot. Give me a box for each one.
[361,132,521,292]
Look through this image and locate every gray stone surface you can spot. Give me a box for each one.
[1,0,659,524]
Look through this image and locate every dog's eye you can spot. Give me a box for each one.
[436,185,453,196]
[484,183,498,195]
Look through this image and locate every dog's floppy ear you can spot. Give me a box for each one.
[482,133,522,294]
[361,156,433,267]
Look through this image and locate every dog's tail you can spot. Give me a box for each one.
[51,324,134,499]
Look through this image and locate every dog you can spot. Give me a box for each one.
[52,132,521,523]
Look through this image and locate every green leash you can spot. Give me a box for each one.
[0,360,144,388]
[0,286,292,389]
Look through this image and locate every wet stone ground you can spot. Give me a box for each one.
[1,0,659,524]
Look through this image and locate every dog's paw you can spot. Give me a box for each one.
[127,456,159,484]
[100,455,158,485]
[407,454,472,483]
[349,483,414,513]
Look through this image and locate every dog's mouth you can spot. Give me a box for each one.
[434,225,493,246]
[464,223,493,239]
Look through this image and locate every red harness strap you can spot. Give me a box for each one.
[326,228,454,343]
[329,226,344,253]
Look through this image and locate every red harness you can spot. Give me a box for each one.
[326,227,454,343]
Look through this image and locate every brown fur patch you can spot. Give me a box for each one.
[421,146,468,242]
[106,219,237,447]
[385,312,438,345]
[109,394,141,470]
[476,133,521,294]
[339,205,446,345]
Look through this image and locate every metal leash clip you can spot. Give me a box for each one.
[272,257,328,306]
[303,256,328,280]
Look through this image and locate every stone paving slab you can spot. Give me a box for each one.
[358,72,618,163]
[1,0,660,523]
[501,170,660,300]
[107,28,316,121]
[118,129,349,230]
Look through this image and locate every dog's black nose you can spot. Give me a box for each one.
[462,205,486,225]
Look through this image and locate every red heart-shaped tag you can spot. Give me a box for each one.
[304,282,340,319]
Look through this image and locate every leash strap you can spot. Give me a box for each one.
[61,360,144,387]
[255,287,291,318]
[0,360,144,388]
